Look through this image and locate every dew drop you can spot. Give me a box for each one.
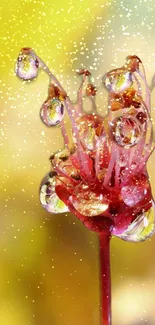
[136,111,147,124]
[70,183,109,217]
[110,116,142,148]
[15,54,39,80]
[40,172,69,213]
[103,69,132,94]
[40,98,64,126]
[115,201,155,242]
[121,184,149,207]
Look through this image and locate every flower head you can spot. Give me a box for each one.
[16,50,155,242]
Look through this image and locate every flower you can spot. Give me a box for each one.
[15,50,155,243]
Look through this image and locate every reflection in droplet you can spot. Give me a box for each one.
[116,201,155,242]
[15,54,39,80]
[40,98,64,126]
[40,172,69,213]
[136,111,147,124]
[103,70,132,94]
[70,183,109,216]
[121,183,150,207]
[110,116,142,148]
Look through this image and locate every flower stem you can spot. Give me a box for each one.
[99,233,111,325]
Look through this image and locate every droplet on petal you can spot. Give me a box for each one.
[121,184,150,207]
[110,116,142,148]
[40,172,69,213]
[70,183,109,217]
[15,53,39,80]
[40,98,64,126]
[103,69,133,94]
[115,201,155,242]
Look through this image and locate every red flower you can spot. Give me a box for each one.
[16,50,155,242]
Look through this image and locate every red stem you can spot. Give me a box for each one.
[99,233,111,325]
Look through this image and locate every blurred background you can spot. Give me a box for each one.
[1,0,155,324]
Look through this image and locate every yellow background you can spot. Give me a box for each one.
[1,0,155,324]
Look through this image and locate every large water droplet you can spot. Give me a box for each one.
[103,69,132,94]
[110,116,142,148]
[115,201,155,242]
[70,183,109,216]
[15,54,39,80]
[40,98,64,126]
[40,172,69,213]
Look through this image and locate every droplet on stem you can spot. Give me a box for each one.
[109,116,142,148]
[40,98,64,126]
[103,69,133,94]
[15,52,39,80]
[136,111,147,124]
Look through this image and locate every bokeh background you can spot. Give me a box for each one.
[1,0,155,324]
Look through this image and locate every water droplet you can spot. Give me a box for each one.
[110,100,123,111]
[70,183,109,216]
[75,115,103,151]
[40,172,69,213]
[121,184,149,207]
[15,54,39,80]
[40,98,64,126]
[136,111,147,124]
[103,69,132,94]
[110,116,142,148]
[115,201,155,242]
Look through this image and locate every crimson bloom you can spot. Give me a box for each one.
[38,54,155,242]
[16,49,155,324]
